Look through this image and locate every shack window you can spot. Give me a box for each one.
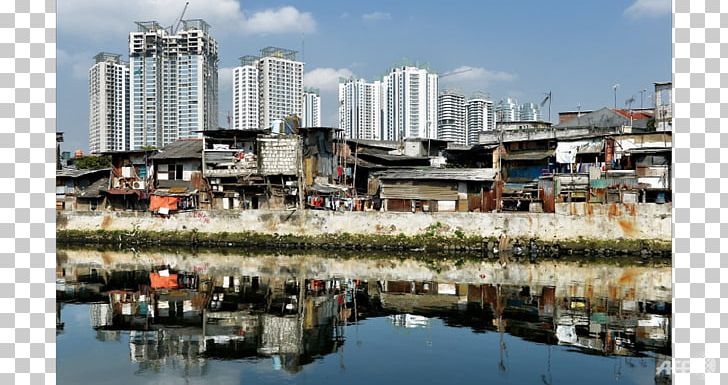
[167,164,184,180]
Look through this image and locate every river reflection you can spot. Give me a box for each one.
[57,248,671,385]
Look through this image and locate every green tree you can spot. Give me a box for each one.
[646,118,656,132]
[74,155,111,170]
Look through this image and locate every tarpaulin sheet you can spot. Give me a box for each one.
[149,195,178,211]
[149,272,179,289]
[555,141,587,164]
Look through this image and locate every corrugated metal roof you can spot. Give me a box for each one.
[554,108,630,129]
[150,139,202,160]
[77,177,109,198]
[152,188,198,197]
[346,139,400,150]
[56,168,110,178]
[503,149,555,161]
[373,168,497,181]
[381,181,458,201]
[577,141,604,154]
[363,153,429,162]
[625,147,671,154]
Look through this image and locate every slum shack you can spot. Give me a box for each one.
[203,311,261,358]
[149,268,205,325]
[297,126,341,185]
[297,126,351,209]
[149,139,207,213]
[340,139,431,197]
[306,183,351,211]
[208,275,266,311]
[56,168,110,211]
[442,144,497,168]
[256,134,303,209]
[624,147,671,203]
[108,289,152,329]
[99,149,155,211]
[201,129,269,210]
[500,147,554,211]
[370,168,497,212]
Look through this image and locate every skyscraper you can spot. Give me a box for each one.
[466,98,495,146]
[339,78,383,140]
[233,47,304,131]
[437,91,466,145]
[381,66,438,141]
[232,56,259,130]
[128,19,218,150]
[302,89,321,127]
[495,97,519,123]
[257,47,304,130]
[88,52,129,153]
[519,102,542,121]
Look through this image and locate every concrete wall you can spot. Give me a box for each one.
[58,202,671,242]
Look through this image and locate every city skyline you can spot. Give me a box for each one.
[59,0,670,152]
[128,19,219,150]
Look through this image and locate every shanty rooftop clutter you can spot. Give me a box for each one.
[59,108,671,216]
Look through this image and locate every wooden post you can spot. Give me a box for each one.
[298,137,305,209]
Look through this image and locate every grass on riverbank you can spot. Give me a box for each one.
[57,228,671,261]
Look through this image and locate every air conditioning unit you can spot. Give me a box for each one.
[132,181,146,190]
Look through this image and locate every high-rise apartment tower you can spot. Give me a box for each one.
[88,52,129,153]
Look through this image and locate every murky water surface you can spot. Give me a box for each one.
[57,248,671,385]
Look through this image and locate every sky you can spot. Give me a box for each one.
[57,0,671,153]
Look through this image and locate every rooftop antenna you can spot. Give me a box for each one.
[301,32,305,63]
[638,89,646,109]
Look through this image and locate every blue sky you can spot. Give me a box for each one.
[58,0,671,152]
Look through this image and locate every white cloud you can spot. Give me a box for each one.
[245,6,316,34]
[58,49,94,80]
[362,12,391,22]
[440,66,517,87]
[58,1,316,41]
[303,67,355,92]
[624,0,671,19]
[218,66,234,87]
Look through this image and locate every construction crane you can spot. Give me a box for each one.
[438,67,473,79]
[169,1,189,35]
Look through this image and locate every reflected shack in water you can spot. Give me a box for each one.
[57,248,671,382]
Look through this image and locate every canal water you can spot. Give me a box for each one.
[57,247,671,385]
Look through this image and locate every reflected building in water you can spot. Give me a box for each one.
[56,251,671,382]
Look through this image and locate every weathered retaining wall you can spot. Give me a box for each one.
[58,202,671,242]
